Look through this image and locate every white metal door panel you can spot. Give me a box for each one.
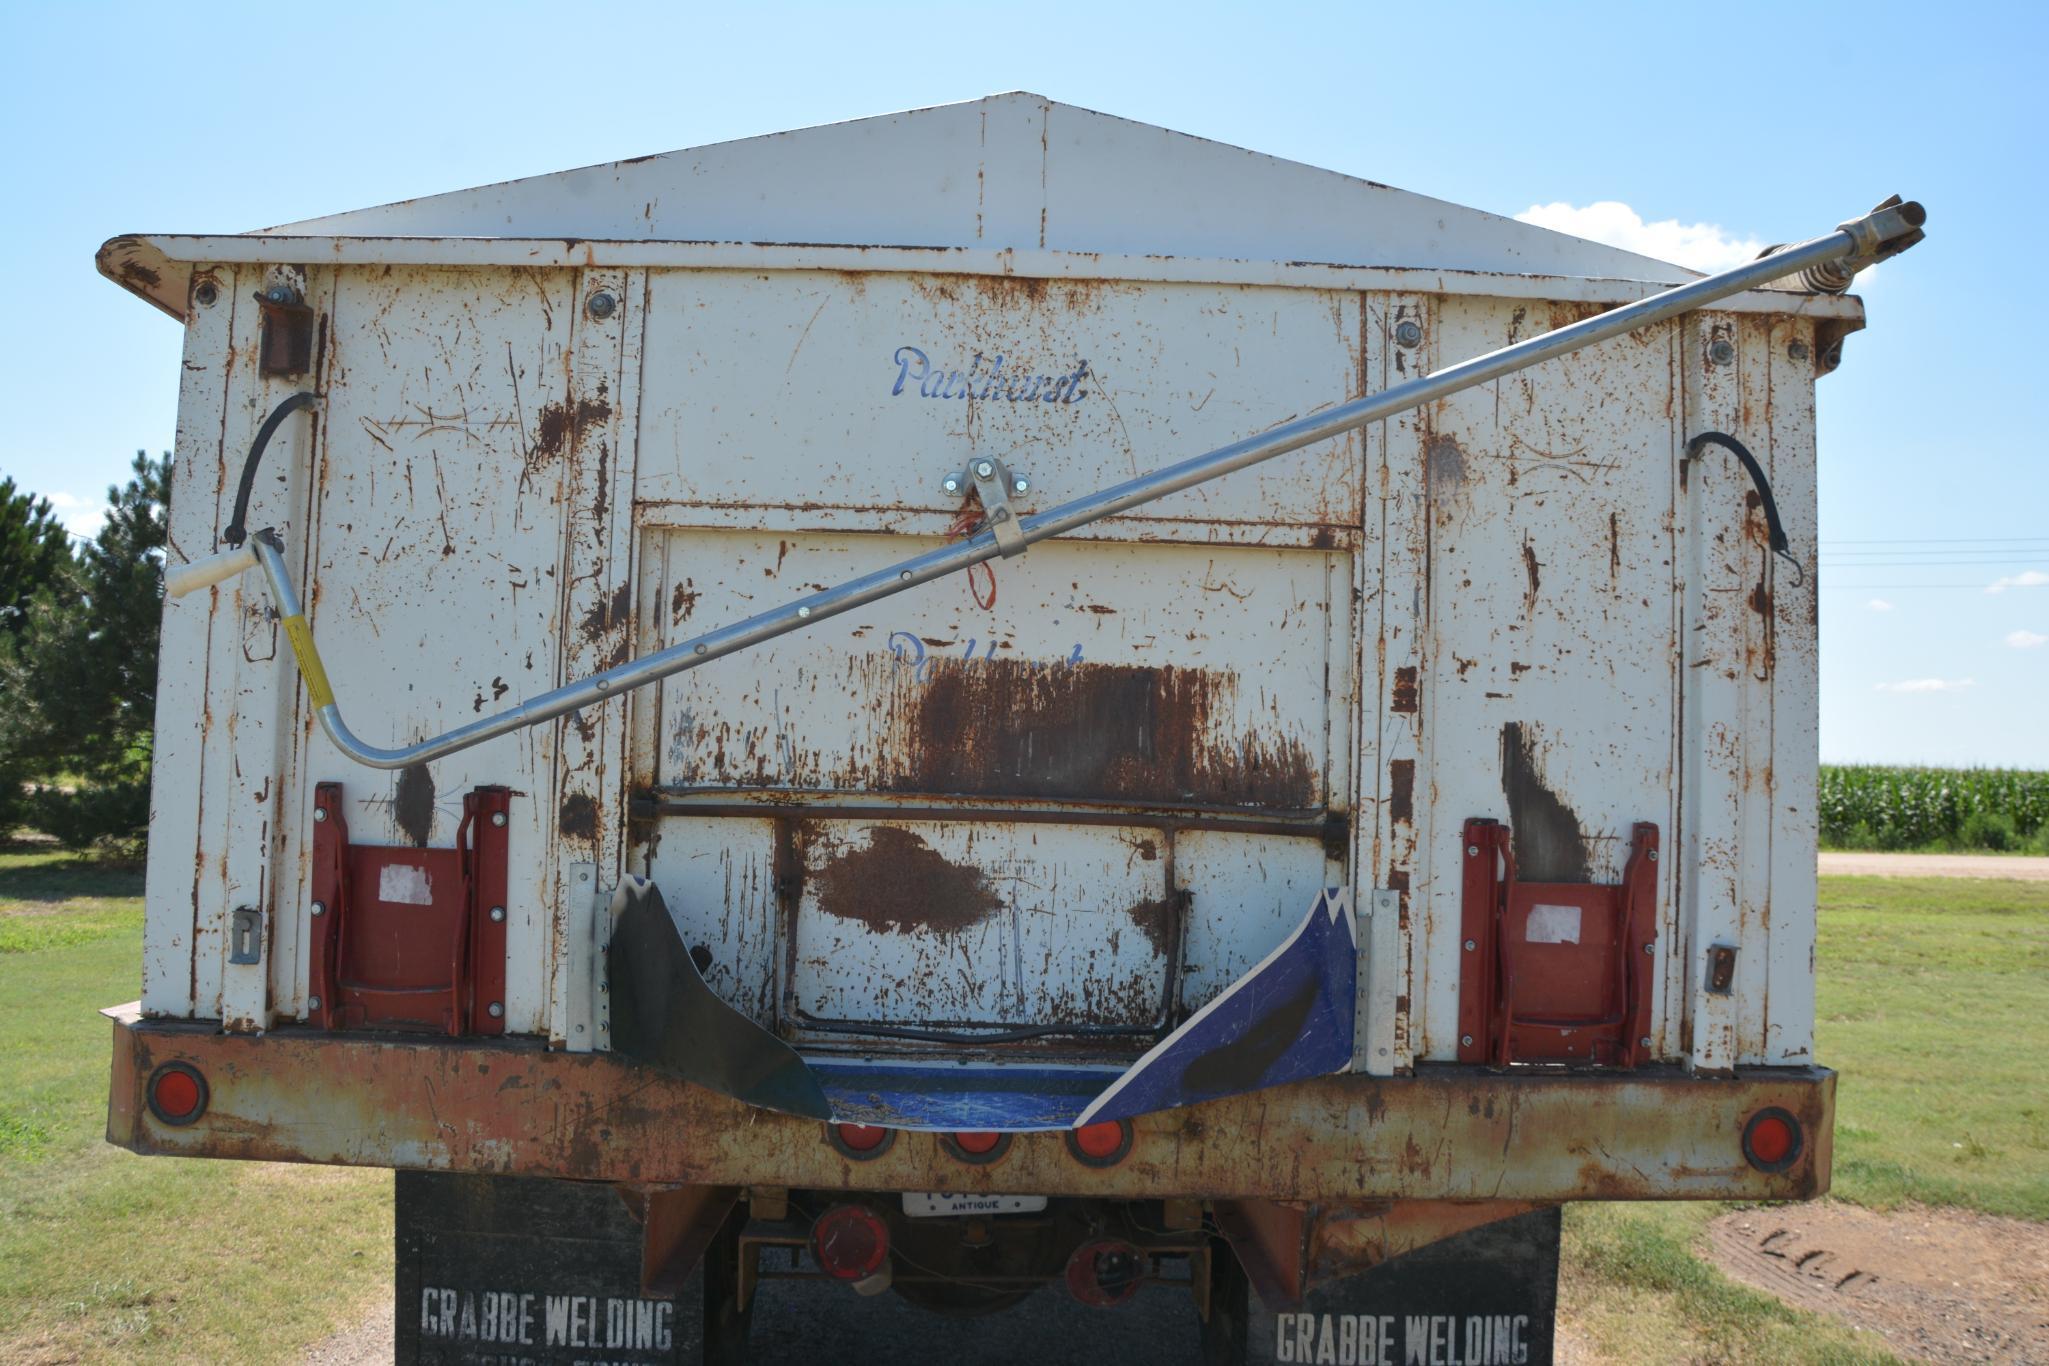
[787,818,1172,1031]
[1410,297,1684,1061]
[1172,828,1333,1012]
[286,264,585,1033]
[633,270,1363,540]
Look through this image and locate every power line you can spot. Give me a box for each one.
[1818,535,2049,546]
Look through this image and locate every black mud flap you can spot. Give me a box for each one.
[397,1171,694,1364]
[607,876,831,1121]
[1245,1209,1562,1366]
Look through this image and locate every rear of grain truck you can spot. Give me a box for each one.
[100,95,1924,1364]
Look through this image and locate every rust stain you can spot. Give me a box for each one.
[116,258,161,289]
[1388,760,1415,826]
[875,657,1317,808]
[1390,666,1419,715]
[812,826,1001,937]
[670,580,701,623]
[392,764,435,848]
[558,792,600,841]
[1500,721,1590,882]
[1127,896,1175,958]
[1520,536,1542,616]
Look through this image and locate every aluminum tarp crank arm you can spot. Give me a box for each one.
[171,199,1926,770]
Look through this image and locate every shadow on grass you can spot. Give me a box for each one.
[0,840,145,904]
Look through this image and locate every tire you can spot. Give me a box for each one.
[1200,1237,1250,1365]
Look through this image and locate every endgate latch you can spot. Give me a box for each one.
[307,782,512,1035]
[1457,818,1660,1068]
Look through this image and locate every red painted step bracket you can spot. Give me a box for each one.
[1457,818,1659,1068]
[308,782,511,1035]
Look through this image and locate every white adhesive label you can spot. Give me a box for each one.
[379,864,435,906]
[1525,903,1582,945]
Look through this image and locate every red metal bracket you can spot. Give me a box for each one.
[1457,818,1658,1068]
[308,782,511,1035]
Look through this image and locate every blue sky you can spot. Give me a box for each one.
[2,0,2041,766]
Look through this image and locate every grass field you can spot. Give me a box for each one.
[2,849,2044,1363]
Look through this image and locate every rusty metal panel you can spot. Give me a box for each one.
[1409,296,1685,1063]
[281,265,585,1035]
[106,1010,1835,1204]
[633,269,1364,539]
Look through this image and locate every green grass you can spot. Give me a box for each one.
[1560,873,2049,1363]
[0,846,392,1364]
[1819,763,2049,853]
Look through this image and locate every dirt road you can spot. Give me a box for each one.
[1817,852,2049,880]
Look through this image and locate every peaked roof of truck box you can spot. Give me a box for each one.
[99,92,1860,325]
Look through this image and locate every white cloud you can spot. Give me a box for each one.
[1514,201,1767,273]
[41,491,103,541]
[1873,678,1976,694]
[1987,570,2049,594]
[1867,598,1894,612]
[2008,629,2048,649]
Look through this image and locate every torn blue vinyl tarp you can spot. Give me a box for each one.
[605,879,1356,1131]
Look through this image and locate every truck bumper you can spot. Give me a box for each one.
[105,1004,1830,1203]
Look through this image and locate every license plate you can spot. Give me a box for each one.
[902,1192,1049,1218]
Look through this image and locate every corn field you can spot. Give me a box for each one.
[1819,765,2049,852]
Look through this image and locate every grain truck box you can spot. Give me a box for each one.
[98,94,1924,1363]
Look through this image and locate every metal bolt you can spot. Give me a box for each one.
[1013,477,1029,494]
[974,460,995,479]
[1644,942,1656,955]
[797,605,811,619]
[1394,320,1424,348]
[1464,939,1477,952]
[1648,848,1658,861]
[942,475,962,495]
[595,678,610,692]
[193,281,219,308]
[1787,340,1810,361]
[599,980,608,994]
[491,812,508,828]
[488,1001,504,1019]
[263,283,298,305]
[586,291,617,320]
[1460,1034,1474,1047]
[599,1022,608,1033]
[899,570,912,581]
[1466,844,1479,857]
[1639,1036,1654,1049]
[310,900,326,917]
[489,906,505,923]
[307,996,322,1011]
[313,808,328,823]
[576,1024,585,1034]
[694,643,708,655]
[1709,338,1737,366]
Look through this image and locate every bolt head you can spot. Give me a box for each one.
[1466,844,1479,857]
[491,812,508,828]
[1464,938,1477,952]
[1788,340,1811,361]
[694,643,708,655]
[310,900,326,917]
[1013,477,1029,494]
[307,996,322,1011]
[1648,848,1659,861]
[1709,338,1737,365]
[1395,320,1424,347]
[1460,1034,1474,1048]
[599,980,609,994]
[1639,1036,1654,1049]
[942,476,962,494]
[1644,942,1656,955]
[264,284,297,305]
[797,605,812,618]
[313,808,328,823]
[488,1001,504,1019]
[193,281,219,308]
[586,291,617,320]
[489,906,506,923]
[974,460,995,478]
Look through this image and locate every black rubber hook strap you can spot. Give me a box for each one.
[222,392,319,549]
[1684,431,1803,586]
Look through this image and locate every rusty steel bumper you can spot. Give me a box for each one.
[105,1005,1830,1202]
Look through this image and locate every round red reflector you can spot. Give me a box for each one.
[1742,1107,1803,1172]
[811,1203,890,1281]
[146,1063,207,1125]
[1065,1238,1145,1307]
[1067,1120,1133,1166]
[952,1130,1001,1155]
[836,1124,888,1153]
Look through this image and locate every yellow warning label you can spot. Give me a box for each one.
[280,615,336,710]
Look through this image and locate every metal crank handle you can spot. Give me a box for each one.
[165,544,259,598]
[238,197,1925,770]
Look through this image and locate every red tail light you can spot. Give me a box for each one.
[943,1130,1011,1164]
[1067,1120,1133,1167]
[811,1203,890,1281]
[146,1062,208,1126]
[1742,1107,1803,1172]
[1065,1238,1146,1307]
[828,1123,894,1159]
